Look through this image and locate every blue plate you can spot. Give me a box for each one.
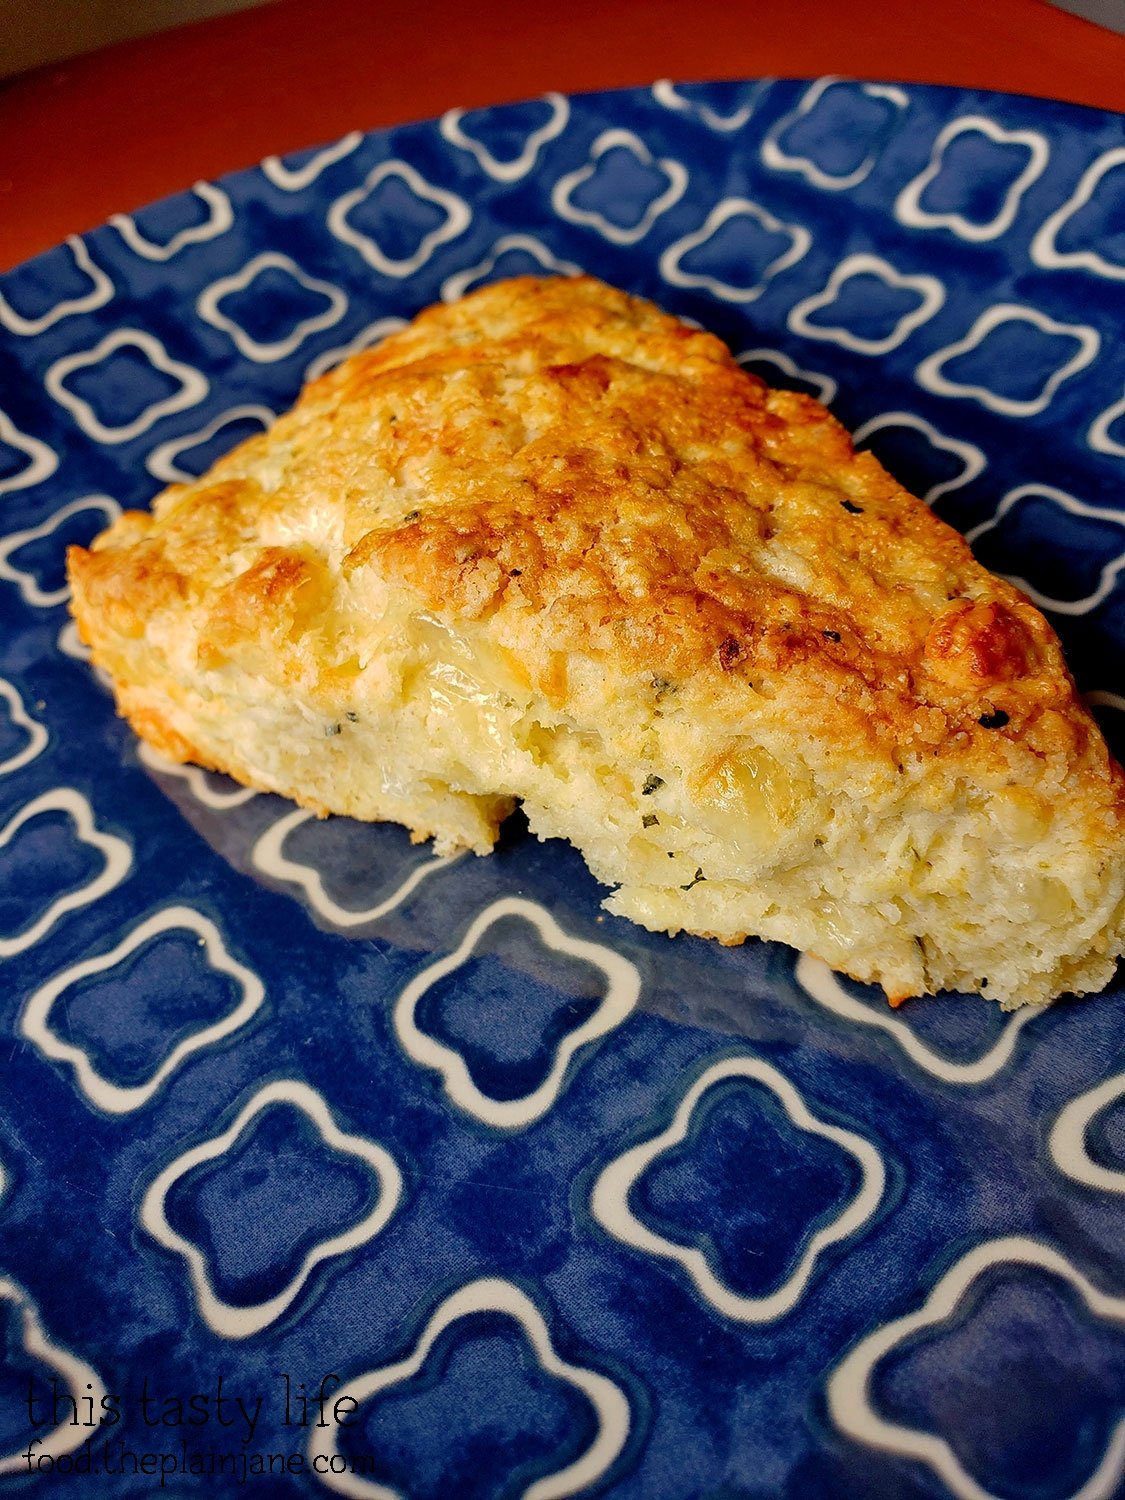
[1,79,1124,1500]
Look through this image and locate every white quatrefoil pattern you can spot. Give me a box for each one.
[109,182,234,262]
[591,1055,886,1322]
[391,897,641,1129]
[827,1239,1125,1500]
[19,905,266,1113]
[0,678,47,777]
[0,1278,107,1474]
[0,409,57,495]
[140,1080,403,1338]
[315,1278,631,1500]
[0,495,120,606]
[1,78,1124,1500]
[894,117,1050,242]
[196,252,348,362]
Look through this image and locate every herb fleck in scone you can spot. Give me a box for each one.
[68,275,1125,1006]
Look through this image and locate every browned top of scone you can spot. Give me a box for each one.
[68,274,1124,820]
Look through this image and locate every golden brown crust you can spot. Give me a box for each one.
[66,274,1125,1002]
[71,277,1103,759]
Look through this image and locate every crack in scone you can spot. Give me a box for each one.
[67,275,1125,1006]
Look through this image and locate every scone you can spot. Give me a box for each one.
[68,275,1125,1006]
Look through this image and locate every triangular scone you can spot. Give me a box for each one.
[68,275,1125,1006]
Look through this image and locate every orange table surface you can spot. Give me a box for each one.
[2,0,1124,272]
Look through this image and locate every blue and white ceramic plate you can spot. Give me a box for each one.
[1,79,1124,1499]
